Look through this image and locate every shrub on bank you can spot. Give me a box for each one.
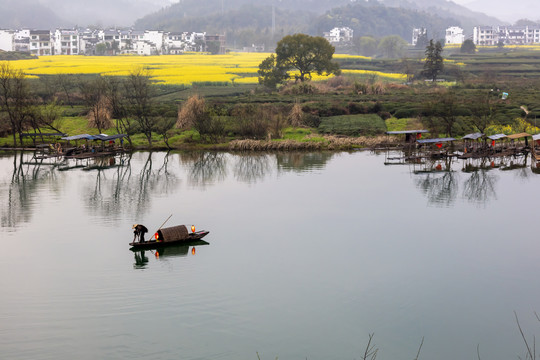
[318,114,386,136]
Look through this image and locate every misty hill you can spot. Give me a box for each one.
[135,0,461,47]
[135,0,350,22]
[465,0,540,23]
[0,0,171,29]
[41,0,171,27]
[310,1,459,41]
[0,0,69,29]
[380,0,504,30]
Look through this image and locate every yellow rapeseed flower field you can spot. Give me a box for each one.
[1,52,405,85]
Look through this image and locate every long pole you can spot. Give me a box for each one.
[148,214,173,241]
[157,214,173,231]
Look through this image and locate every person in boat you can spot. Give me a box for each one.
[132,224,148,242]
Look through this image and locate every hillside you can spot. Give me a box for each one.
[466,0,540,23]
[0,0,69,29]
[135,0,460,48]
[310,2,459,42]
[380,0,504,30]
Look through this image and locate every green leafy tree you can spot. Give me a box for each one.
[352,36,378,56]
[460,39,476,54]
[95,43,107,56]
[377,35,407,58]
[257,54,288,89]
[423,39,444,82]
[274,33,340,83]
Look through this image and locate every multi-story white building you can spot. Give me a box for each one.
[0,27,222,56]
[0,30,15,51]
[29,30,52,56]
[412,27,427,46]
[473,26,499,45]
[473,25,540,45]
[445,26,465,45]
[323,27,353,44]
[13,29,30,52]
[133,40,157,56]
[53,29,81,55]
[525,26,540,43]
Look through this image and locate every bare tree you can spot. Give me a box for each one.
[154,116,177,150]
[468,90,498,135]
[0,63,32,146]
[124,67,156,146]
[79,76,111,133]
[104,76,135,147]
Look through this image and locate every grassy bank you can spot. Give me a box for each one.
[2,49,540,150]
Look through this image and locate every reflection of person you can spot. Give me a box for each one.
[134,250,149,268]
[132,224,148,242]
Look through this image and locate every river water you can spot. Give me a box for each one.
[1,150,539,360]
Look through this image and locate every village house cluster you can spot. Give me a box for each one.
[0,28,226,55]
[323,27,354,45]
[413,25,540,47]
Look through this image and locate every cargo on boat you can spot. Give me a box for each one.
[129,224,209,249]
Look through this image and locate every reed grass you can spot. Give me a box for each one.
[228,135,395,151]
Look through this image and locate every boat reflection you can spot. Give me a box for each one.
[131,240,210,269]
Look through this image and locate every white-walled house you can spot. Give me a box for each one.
[412,27,427,46]
[323,27,353,44]
[133,40,157,55]
[0,27,219,56]
[473,25,540,45]
[445,26,464,44]
[0,30,15,51]
[53,29,81,55]
[14,29,30,52]
[473,26,499,45]
[29,30,52,56]
[143,31,166,54]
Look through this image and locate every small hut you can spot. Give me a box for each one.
[416,137,456,158]
[506,133,531,154]
[487,134,507,150]
[386,130,429,143]
[156,225,189,243]
[532,134,540,161]
[461,132,485,155]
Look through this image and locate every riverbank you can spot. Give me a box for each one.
[0,134,396,153]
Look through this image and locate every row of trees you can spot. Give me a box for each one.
[0,62,314,148]
[0,64,175,147]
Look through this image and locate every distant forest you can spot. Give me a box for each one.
[134,0,478,50]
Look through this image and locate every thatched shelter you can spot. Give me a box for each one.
[156,225,189,242]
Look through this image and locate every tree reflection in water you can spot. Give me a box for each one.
[415,171,459,207]
[1,152,61,228]
[233,153,272,183]
[83,152,179,219]
[413,156,458,206]
[181,152,227,188]
[462,170,498,205]
[275,152,335,173]
[460,157,498,205]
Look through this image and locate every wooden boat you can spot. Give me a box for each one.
[129,224,209,249]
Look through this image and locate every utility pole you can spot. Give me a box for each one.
[271,0,276,38]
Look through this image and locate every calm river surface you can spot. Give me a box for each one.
[1,150,539,360]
